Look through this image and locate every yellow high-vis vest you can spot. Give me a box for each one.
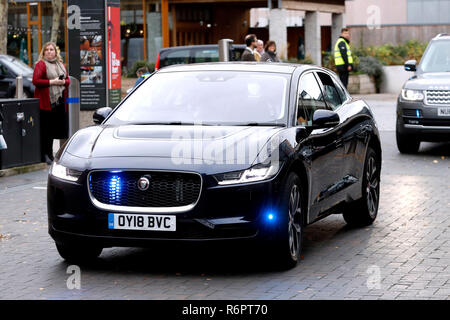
[334,38,353,66]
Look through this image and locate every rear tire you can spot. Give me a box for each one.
[343,147,380,227]
[396,127,420,154]
[56,243,102,263]
[268,172,304,270]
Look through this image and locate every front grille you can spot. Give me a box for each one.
[89,171,201,208]
[426,90,450,105]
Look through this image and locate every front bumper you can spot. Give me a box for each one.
[47,171,285,247]
[396,98,450,141]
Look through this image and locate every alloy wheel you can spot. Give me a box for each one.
[288,184,302,260]
[365,156,379,219]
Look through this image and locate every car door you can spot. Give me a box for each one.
[327,72,371,196]
[296,71,344,223]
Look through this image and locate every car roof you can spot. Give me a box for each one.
[156,62,312,74]
[432,33,450,41]
[160,44,246,52]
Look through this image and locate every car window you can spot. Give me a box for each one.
[296,72,327,126]
[332,75,348,104]
[0,63,8,76]
[420,40,450,72]
[316,72,343,110]
[109,71,289,125]
[163,49,190,67]
[193,49,219,63]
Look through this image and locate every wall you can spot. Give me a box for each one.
[345,0,407,26]
[349,24,450,47]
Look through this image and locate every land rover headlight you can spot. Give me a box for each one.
[401,89,424,101]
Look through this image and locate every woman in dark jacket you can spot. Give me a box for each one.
[33,42,70,164]
[260,40,280,62]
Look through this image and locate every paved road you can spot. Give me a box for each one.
[0,95,449,300]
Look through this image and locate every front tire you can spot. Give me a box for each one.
[343,147,380,226]
[56,243,102,263]
[268,172,304,269]
[396,126,420,154]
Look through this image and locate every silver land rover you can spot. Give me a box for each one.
[397,33,450,153]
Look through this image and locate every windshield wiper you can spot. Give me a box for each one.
[127,121,213,126]
[234,122,286,127]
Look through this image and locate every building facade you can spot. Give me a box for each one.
[345,0,450,46]
[7,0,346,71]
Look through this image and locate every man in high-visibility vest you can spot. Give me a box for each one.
[334,28,353,88]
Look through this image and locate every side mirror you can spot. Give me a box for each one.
[312,109,340,129]
[404,60,417,72]
[93,107,112,125]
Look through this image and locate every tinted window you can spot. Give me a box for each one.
[297,72,327,126]
[333,75,348,104]
[162,49,190,67]
[316,72,342,110]
[193,49,219,63]
[108,71,289,125]
[420,40,450,72]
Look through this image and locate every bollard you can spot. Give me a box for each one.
[67,76,80,138]
[218,39,234,62]
[15,76,23,99]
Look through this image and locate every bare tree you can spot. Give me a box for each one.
[51,0,63,43]
[0,0,8,54]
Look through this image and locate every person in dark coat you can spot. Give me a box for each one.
[260,40,280,62]
[241,34,258,61]
[33,42,70,164]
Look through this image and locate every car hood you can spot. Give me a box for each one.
[404,72,450,90]
[65,125,283,165]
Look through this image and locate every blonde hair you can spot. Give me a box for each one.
[39,42,63,62]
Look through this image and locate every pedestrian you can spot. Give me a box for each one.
[134,66,152,87]
[241,34,258,61]
[32,42,70,164]
[334,28,354,88]
[260,40,280,62]
[254,39,264,61]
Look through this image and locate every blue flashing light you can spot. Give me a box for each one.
[264,209,276,222]
[109,175,122,204]
[416,109,421,118]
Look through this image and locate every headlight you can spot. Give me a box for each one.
[214,162,280,185]
[50,163,82,182]
[401,89,424,101]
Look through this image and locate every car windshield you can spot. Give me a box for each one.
[0,56,33,76]
[420,40,450,73]
[107,71,289,126]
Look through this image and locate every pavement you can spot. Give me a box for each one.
[0,94,449,300]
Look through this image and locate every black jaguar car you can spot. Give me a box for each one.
[48,63,382,268]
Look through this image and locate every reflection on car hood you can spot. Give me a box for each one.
[405,72,450,90]
[65,125,283,164]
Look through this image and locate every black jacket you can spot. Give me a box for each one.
[337,36,352,68]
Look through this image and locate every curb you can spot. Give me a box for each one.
[0,163,48,178]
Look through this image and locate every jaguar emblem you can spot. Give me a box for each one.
[137,176,151,191]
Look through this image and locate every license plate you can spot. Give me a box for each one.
[438,107,450,116]
[108,213,176,231]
